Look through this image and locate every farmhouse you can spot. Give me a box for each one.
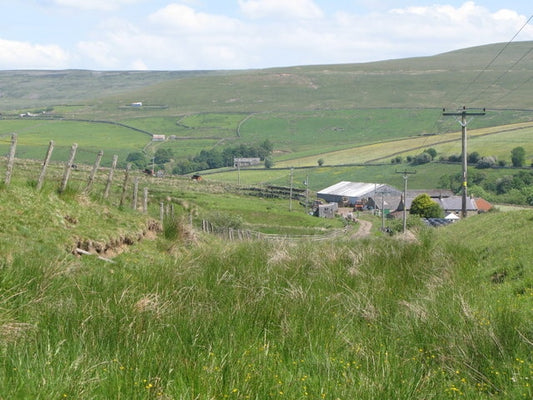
[234,158,261,167]
[152,135,166,142]
[396,194,479,217]
[317,181,401,207]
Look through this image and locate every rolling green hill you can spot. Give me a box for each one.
[1,41,532,115]
[1,41,532,193]
[1,41,532,397]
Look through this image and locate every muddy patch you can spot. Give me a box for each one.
[72,219,161,260]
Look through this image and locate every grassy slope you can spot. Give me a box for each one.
[0,42,533,165]
[1,41,532,188]
[0,181,531,399]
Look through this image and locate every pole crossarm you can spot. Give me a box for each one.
[442,106,486,117]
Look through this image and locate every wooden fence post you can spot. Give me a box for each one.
[103,154,118,199]
[85,150,103,192]
[119,163,131,207]
[4,134,17,185]
[132,177,139,210]
[59,143,78,193]
[36,140,54,191]
[143,187,148,214]
[160,202,164,224]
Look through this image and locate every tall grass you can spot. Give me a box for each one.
[1,210,532,399]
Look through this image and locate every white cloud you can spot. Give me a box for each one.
[148,4,242,33]
[59,1,533,70]
[52,0,141,11]
[239,0,323,20]
[382,2,531,50]
[0,38,70,69]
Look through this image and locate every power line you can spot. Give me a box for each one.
[453,14,533,106]
[469,44,533,104]
[491,74,533,106]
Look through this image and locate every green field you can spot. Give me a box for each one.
[0,119,150,166]
[1,41,533,399]
[1,41,532,193]
[0,177,532,399]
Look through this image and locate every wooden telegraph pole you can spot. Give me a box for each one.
[396,169,416,233]
[442,106,485,218]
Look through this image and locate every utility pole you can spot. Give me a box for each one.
[289,168,294,211]
[304,175,309,214]
[237,160,241,186]
[443,106,485,218]
[375,188,394,231]
[396,170,416,233]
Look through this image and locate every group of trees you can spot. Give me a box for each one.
[438,169,533,205]
[392,146,529,169]
[126,148,175,171]
[173,140,274,175]
[391,148,438,165]
[125,140,274,175]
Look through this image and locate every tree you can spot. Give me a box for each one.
[410,193,443,218]
[467,151,480,164]
[424,148,437,159]
[258,139,274,159]
[154,148,173,164]
[511,146,526,167]
[476,156,497,169]
[126,152,147,170]
[264,157,274,169]
[317,158,324,166]
[412,152,432,165]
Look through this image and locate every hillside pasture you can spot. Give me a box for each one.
[0,179,532,399]
[0,119,150,165]
[272,122,533,167]
[120,113,247,139]
[204,160,526,193]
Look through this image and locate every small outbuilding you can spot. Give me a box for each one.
[152,135,166,142]
[316,202,338,218]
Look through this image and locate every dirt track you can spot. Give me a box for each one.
[352,219,372,238]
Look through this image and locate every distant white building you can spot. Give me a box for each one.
[152,135,166,142]
[131,102,143,107]
[234,157,261,167]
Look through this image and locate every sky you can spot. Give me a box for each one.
[0,0,531,71]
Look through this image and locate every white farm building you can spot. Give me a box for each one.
[317,181,401,207]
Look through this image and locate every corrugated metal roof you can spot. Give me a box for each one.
[317,181,385,197]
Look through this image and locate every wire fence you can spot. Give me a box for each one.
[1,134,153,214]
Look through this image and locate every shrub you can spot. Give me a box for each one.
[511,146,526,167]
[424,148,437,159]
[476,156,497,169]
[126,152,147,169]
[412,152,432,165]
[410,193,444,218]
[207,211,243,231]
[448,154,462,162]
[264,157,274,169]
[467,151,480,164]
